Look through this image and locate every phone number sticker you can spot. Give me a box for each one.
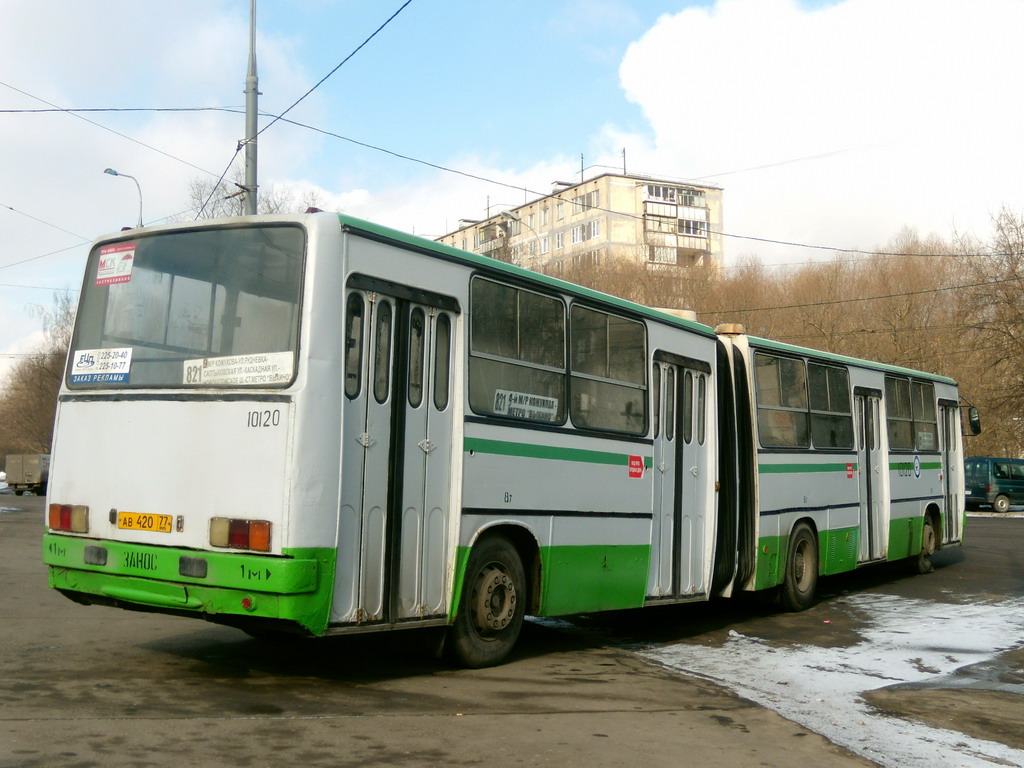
[70,347,133,384]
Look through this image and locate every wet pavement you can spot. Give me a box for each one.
[2,496,1022,767]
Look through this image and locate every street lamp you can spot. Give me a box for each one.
[500,210,541,267]
[103,168,143,228]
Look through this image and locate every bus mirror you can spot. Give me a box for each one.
[967,406,982,436]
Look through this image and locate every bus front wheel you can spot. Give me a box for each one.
[780,523,818,611]
[449,536,525,668]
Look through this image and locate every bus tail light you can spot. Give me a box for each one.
[48,504,89,533]
[210,518,272,552]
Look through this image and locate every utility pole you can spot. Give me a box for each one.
[243,0,259,215]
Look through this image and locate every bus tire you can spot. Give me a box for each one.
[993,495,1011,514]
[449,536,525,668]
[914,516,936,574]
[780,523,817,611]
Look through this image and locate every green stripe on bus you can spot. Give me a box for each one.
[758,463,856,474]
[465,437,653,468]
[888,461,943,471]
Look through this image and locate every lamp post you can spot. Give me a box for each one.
[500,210,541,267]
[103,168,143,228]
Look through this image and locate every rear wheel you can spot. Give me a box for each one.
[449,536,525,668]
[993,495,1011,514]
[780,523,818,611]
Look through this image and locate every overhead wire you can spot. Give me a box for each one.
[0,96,991,262]
[253,0,416,140]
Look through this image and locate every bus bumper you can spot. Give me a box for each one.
[43,533,335,635]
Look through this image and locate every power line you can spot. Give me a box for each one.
[0,80,221,178]
[1,203,90,241]
[0,92,1000,262]
[0,283,80,292]
[255,0,416,139]
[699,275,1019,317]
[0,242,86,272]
[195,148,243,219]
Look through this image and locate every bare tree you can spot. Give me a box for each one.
[0,292,75,458]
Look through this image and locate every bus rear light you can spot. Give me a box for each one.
[210,517,272,552]
[48,503,89,533]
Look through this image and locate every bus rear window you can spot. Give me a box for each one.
[68,224,304,388]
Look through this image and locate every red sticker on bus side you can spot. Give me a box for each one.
[628,455,645,478]
[847,462,854,478]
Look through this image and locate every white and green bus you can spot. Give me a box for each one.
[43,212,979,666]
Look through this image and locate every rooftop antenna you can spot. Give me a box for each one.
[243,0,258,215]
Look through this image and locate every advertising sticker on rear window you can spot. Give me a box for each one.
[96,242,136,286]
[70,347,133,384]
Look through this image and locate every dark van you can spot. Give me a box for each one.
[964,457,1024,513]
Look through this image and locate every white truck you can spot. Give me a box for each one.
[5,454,49,496]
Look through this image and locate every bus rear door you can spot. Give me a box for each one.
[335,282,458,625]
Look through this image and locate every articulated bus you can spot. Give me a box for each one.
[43,212,979,667]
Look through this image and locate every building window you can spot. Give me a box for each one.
[649,246,676,264]
[540,236,550,255]
[541,208,549,226]
[647,184,706,207]
[589,220,601,239]
[571,225,585,245]
[572,190,599,213]
[678,219,708,237]
[557,202,564,220]
[555,232,564,250]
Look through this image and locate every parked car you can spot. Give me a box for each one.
[964,456,1024,512]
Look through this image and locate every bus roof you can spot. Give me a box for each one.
[335,212,719,339]
[747,334,957,385]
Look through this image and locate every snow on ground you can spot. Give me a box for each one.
[642,593,1024,768]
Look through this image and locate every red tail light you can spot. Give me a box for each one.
[48,503,89,533]
[210,518,271,552]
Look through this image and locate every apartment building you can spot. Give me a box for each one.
[436,172,723,275]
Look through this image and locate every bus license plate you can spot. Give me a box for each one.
[117,511,173,533]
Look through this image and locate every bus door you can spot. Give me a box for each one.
[855,389,885,562]
[336,282,458,625]
[939,401,963,544]
[648,355,711,600]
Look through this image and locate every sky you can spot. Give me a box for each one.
[2,0,1024,383]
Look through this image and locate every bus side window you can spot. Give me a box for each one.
[344,293,364,399]
[433,313,451,411]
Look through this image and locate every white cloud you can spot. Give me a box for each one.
[617,0,1024,262]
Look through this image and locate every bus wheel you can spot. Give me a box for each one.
[780,523,817,611]
[914,516,936,574]
[450,536,525,668]
[993,495,1011,514]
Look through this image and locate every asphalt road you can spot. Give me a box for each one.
[2,494,1021,768]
